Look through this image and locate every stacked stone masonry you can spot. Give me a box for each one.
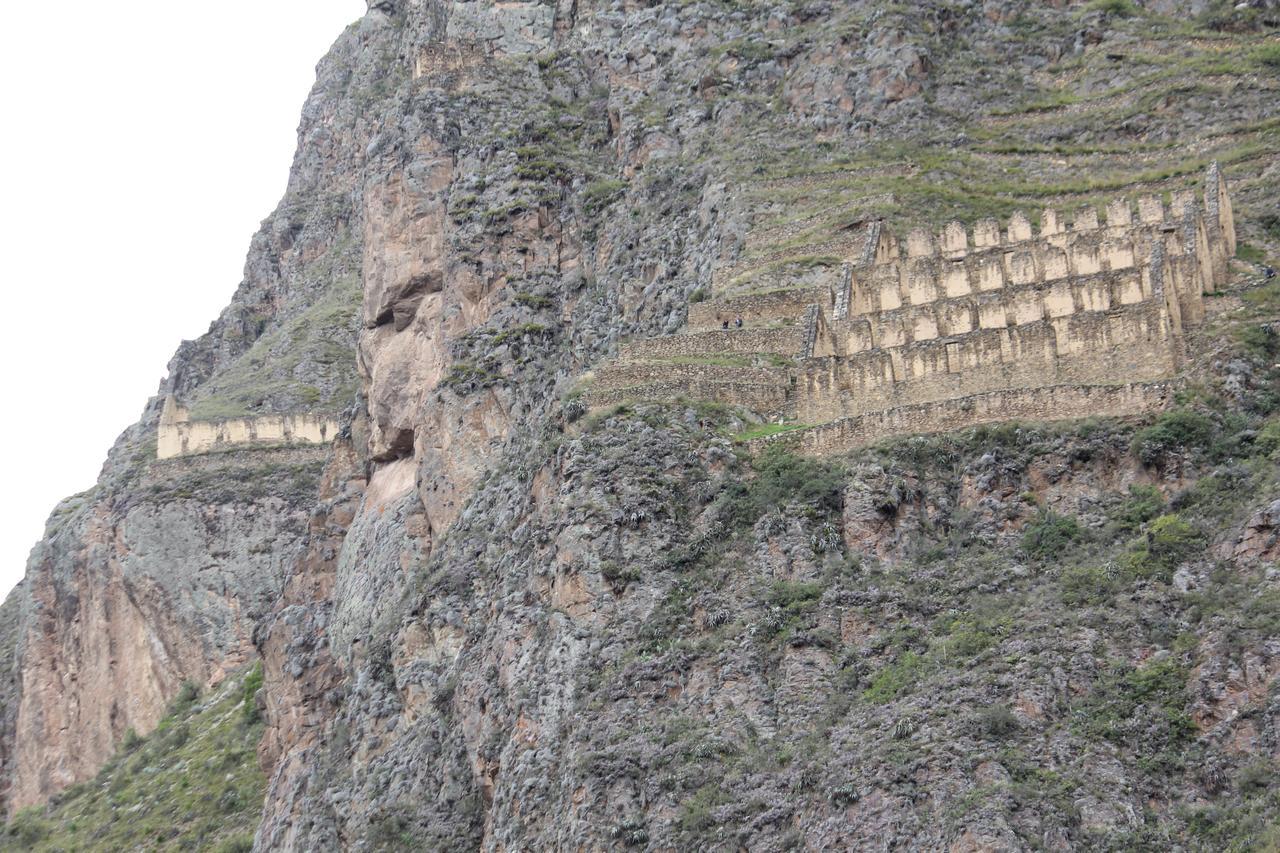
[157,396,340,460]
[775,382,1177,456]
[585,166,1237,454]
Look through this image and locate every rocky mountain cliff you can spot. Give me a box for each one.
[4,0,1280,850]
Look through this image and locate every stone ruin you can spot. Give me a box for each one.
[585,164,1238,454]
[157,395,340,460]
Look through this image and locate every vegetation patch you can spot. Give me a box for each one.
[2,666,267,852]
[1238,242,1268,264]
[720,445,844,526]
[582,179,626,218]
[1253,43,1280,71]
[1132,408,1216,466]
[514,292,554,311]
[1072,658,1195,758]
[1084,0,1141,17]
[1113,483,1166,532]
[443,362,503,393]
[1119,513,1204,581]
[1021,510,1082,563]
[863,651,926,704]
[1061,563,1124,606]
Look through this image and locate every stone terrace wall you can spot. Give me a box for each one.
[842,200,1211,325]
[781,168,1238,434]
[620,326,806,360]
[587,379,789,416]
[766,382,1175,457]
[687,287,830,332]
[837,265,1167,355]
[157,397,339,460]
[589,362,791,394]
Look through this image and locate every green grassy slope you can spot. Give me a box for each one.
[704,3,1279,291]
[1,666,266,853]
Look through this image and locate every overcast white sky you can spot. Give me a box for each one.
[0,1,366,599]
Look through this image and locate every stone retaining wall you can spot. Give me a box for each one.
[842,178,1225,340]
[619,326,805,360]
[839,266,1161,354]
[687,286,829,332]
[589,167,1233,455]
[794,302,1179,424]
[589,361,791,393]
[762,382,1175,457]
[587,380,789,415]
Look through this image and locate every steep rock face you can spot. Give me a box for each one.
[258,398,1280,850]
[255,414,728,849]
[248,0,1280,848]
[8,449,322,810]
[5,0,1280,847]
[0,589,25,812]
[254,438,366,850]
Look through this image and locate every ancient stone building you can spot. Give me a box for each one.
[157,396,339,459]
[586,165,1237,454]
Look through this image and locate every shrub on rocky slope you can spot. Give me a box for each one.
[0,667,266,852]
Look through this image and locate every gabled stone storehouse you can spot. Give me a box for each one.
[587,165,1237,454]
[157,396,339,460]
